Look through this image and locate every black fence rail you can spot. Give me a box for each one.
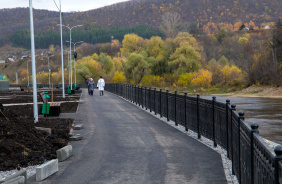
[105,83,282,184]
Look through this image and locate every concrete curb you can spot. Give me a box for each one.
[35,127,51,134]
[56,145,73,162]
[0,170,27,184]
[69,134,83,141]
[73,124,83,130]
[36,159,58,182]
[2,176,24,184]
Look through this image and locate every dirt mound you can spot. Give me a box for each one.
[0,89,81,171]
[0,107,72,171]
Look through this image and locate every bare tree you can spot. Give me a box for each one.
[159,12,182,38]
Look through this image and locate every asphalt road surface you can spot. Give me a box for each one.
[28,89,227,184]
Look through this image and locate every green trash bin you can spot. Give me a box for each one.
[42,93,50,115]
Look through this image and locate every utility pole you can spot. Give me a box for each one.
[29,0,38,123]
[60,0,65,98]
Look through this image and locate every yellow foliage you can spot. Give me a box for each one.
[111,71,126,83]
[141,75,165,87]
[191,69,212,87]
[177,73,195,86]
[112,57,125,71]
[221,65,243,85]
[238,37,248,45]
[120,34,144,57]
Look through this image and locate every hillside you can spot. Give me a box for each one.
[0,0,281,43]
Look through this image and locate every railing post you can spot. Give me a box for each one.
[238,111,244,184]
[274,145,282,184]
[197,94,201,139]
[141,86,144,108]
[226,99,230,159]
[145,87,147,110]
[175,91,178,126]
[212,96,217,147]
[154,88,156,115]
[166,90,169,121]
[160,89,162,117]
[149,87,152,112]
[184,92,188,131]
[135,86,137,105]
[231,104,236,175]
[250,123,259,184]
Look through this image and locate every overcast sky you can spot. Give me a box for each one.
[0,0,130,12]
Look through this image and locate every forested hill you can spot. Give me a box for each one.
[0,0,281,43]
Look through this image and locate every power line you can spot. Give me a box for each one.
[52,0,60,11]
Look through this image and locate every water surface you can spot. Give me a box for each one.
[202,96,282,145]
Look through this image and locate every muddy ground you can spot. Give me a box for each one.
[0,89,81,171]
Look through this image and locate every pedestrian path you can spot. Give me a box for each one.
[28,89,227,184]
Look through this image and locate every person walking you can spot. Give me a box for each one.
[88,78,95,96]
[86,77,91,95]
[97,76,105,96]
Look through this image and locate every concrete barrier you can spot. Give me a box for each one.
[36,159,58,181]
[0,170,27,184]
[2,176,24,184]
[56,145,73,162]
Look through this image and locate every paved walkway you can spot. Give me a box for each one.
[28,89,227,184]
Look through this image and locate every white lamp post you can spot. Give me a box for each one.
[43,55,53,88]
[59,0,65,98]
[60,24,83,90]
[29,0,38,123]
[66,40,84,85]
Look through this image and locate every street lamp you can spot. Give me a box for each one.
[43,55,53,88]
[60,24,83,90]
[27,60,31,86]
[66,40,84,86]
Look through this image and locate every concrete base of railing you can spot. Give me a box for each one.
[2,176,25,184]
[56,145,73,162]
[0,170,27,184]
[36,159,58,181]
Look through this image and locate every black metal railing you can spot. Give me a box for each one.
[105,83,282,184]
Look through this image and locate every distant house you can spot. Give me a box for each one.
[263,25,270,29]
[243,27,250,31]
[7,58,15,62]
[21,55,28,59]
[0,60,5,64]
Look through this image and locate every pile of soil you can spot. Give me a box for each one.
[0,89,82,171]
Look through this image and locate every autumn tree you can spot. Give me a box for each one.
[111,71,126,83]
[169,41,202,75]
[76,56,104,83]
[124,53,150,84]
[159,12,182,38]
[146,36,169,75]
[120,34,145,57]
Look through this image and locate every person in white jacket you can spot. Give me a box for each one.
[97,76,105,96]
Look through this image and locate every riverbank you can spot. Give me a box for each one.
[213,86,282,98]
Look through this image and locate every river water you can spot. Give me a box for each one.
[202,96,282,145]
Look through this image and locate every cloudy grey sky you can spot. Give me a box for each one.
[0,0,130,12]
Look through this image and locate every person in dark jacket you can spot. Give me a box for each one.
[88,78,95,96]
